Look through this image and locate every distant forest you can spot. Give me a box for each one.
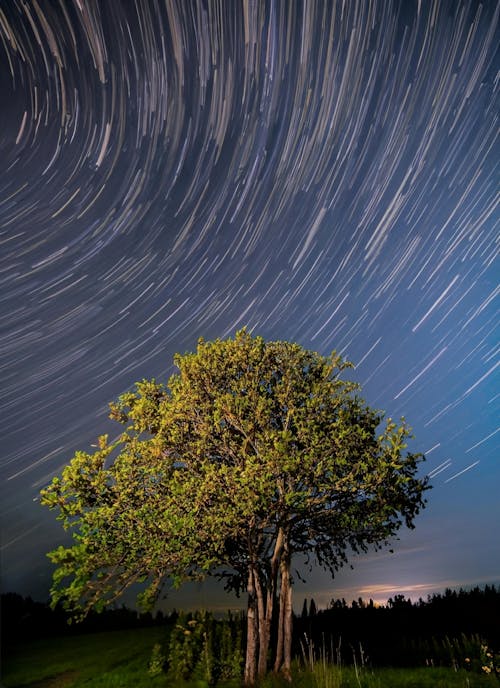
[295,585,499,665]
[2,585,499,666]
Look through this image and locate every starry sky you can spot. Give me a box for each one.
[1,0,499,612]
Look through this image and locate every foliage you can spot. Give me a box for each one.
[165,610,244,685]
[148,642,166,676]
[40,329,429,681]
[477,642,500,678]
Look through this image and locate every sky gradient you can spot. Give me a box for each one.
[1,0,499,611]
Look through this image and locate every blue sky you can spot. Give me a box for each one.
[1,0,498,609]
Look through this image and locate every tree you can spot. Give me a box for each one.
[41,329,429,684]
[301,597,309,619]
[309,598,317,617]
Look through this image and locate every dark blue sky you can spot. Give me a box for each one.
[1,0,498,610]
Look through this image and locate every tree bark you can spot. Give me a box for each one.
[273,564,286,672]
[274,545,293,681]
[254,568,269,677]
[244,565,258,686]
[257,529,284,677]
[282,557,293,680]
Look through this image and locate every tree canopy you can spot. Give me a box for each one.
[41,329,429,683]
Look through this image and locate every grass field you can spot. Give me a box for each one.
[2,627,499,688]
[2,627,167,688]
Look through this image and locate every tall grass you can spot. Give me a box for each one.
[256,663,499,688]
[290,632,499,688]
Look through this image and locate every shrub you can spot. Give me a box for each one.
[165,610,244,685]
[148,642,166,676]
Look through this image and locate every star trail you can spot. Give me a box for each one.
[1,0,498,608]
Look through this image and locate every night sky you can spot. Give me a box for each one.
[1,0,499,612]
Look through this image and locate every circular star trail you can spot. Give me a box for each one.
[1,0,498,604]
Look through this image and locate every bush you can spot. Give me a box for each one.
[148,642,166,676]
[165,610,244,685]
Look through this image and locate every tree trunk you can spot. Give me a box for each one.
[254,568,269,677]
[244,566,258,686]
[246,532,286,683]
[273,566,286,672]
[257,529,283,677]
[274,547,293,681]
[282,558,293,680]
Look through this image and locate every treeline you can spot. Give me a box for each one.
[295,585,500,666]
[1,592,169,642]
[3,585,499,666]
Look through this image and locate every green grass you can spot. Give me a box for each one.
[2,627,168,688]
[258,664,499,687]
[2,629,499,688]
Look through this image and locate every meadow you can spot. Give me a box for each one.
[2,625,499,688]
